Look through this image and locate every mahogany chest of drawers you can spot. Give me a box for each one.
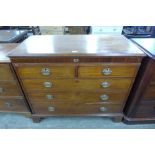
[0,44,30,114]
[8,35,145,122]
[124,38,155,123]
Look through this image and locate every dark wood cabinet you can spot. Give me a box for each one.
[0,30,28,43]
[8,35,145,122]
[124,38,155,123]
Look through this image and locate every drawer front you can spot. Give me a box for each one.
[78,64,139,78]
[136,104,155,118]
[0,81,21,96]
[15,64,75,79]
[0,64,15,80]
[143,86,155,100]
[27,92,127,104]
[0,98,29,112]
[32,103,122,115]
[151,73,155,83]
[21,78,132,92]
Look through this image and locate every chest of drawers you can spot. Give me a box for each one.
[0,44,30,114]
[8,35,145,122]
[124,38,155,123]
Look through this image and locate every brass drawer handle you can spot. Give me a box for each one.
[73,58,79,63]
[100,94,109,101]
[99,106,107,112]
[44,82,52,88]
[41,68,50,76]
[102,68,112,75]
[48,106,55,112]
[0,87,3,93]
[5,102,13,108]
[101,82,110,88]
[46,94,54,100]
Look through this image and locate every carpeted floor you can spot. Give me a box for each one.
[0,113,155,129]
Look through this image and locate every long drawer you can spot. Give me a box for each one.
[0,98,29,113]
[15,64,75,79]
[0,64,15,80]
[151,73,155,83]
[27,92,127,104]
[136,102,155,118]
[32,102,122,115]
[143,86,155,100]
[21,78,133,92]
[0,81,21,97]
[78,64,139,78]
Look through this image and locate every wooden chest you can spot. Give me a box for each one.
[124,38,155,123]
[0,44,30,114]
[8,35,145,122]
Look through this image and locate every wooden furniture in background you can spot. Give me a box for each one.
[0,44,30,114]
[64,26,88,34]
[0,30,28,43]
[124,38,155,123]
[40,26,64,35]
[8,35,145,123]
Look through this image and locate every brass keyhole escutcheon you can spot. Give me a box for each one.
[41,68,50,76]
[102,68,112,75]
[48,106,55,112]
[44,82,52,88]
[100,106,107,112]
[100,94,109,101]
[101,81,110,88]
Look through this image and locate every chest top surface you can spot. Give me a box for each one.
[0,43,19,63]
[8,35,145,58]
[132,38,155,59]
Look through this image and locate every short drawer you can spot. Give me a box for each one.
[28,92,126,104]
[15,64,75,79]
[21,78,133,92]
[78,64,139,78]
[32,102,122,115]
[0,98,29,113]
[0,81,21,97]
[0,64,15,80]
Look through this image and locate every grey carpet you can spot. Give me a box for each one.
[0,113,155,129]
